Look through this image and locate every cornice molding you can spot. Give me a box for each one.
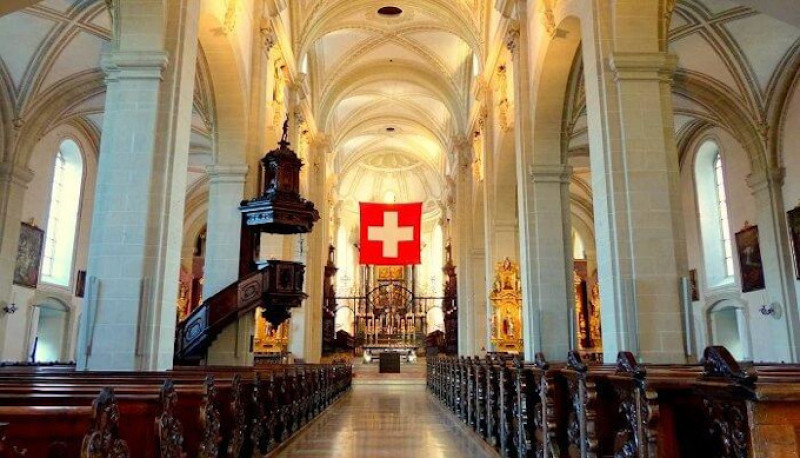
[608,52,678,82]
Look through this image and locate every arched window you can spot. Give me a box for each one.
[713,154,734,277]
[41,140,83,287]
[695,141,734,287]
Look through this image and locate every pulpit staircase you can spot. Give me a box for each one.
[173,261,306,364]
[174,119,319,365]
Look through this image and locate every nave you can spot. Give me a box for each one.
[276,385,495,458]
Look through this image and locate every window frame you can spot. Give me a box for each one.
[40,138,85,288]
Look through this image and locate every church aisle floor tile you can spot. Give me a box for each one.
[275,385,498,458]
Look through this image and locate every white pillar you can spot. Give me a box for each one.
[289,138,328,363]
[453,137,477,355]
[587,51,688,363]
[203,165,248,296]
[503,11,575,360]
[0,163,34,360]
[76,0,200,371]
[203,165,251,367]
[521,165,575,359]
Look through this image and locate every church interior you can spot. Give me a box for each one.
[2,0,800,456]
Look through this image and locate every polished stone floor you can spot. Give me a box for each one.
[275,385,497,457]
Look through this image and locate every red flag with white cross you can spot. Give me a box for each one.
[359,202,422,265]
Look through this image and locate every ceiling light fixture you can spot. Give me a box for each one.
[377,6,403,16]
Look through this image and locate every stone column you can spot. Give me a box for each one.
[0,163,34,360]
[452,137,476,355]
[748,168,800,361]
[75,0,200,371]
[203,165,248,296]
[502,10,575,360]
[203,165,251,367]
[586,50,688,363]
[289,137,328,363]
[523,166,575,359]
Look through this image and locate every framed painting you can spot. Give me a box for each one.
[75,270,87,298]
[13,222,44,289]
[689,269,699,301]
[788,207,800,280]
[735,225,766,293]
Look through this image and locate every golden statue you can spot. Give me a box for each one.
[489,257,523,352]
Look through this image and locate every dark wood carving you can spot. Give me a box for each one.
[239,117,320,235]
[701,346,756,386]
[613,352,659,458]
[703,399,749,458]
[156,380,185,458]
[442,244,458,355]
[565,351,597,458]
[228,374,246,458]
[249,373,273,456]
[199,376,221,458]
[0,422,26,458]
[81,388,130,458]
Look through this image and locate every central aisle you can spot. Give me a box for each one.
[276,385,498,457]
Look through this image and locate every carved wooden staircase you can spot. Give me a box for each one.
[174,261,307,364]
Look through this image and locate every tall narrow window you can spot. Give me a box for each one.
[41,140,83,287]
[713,154,734,277]
[695,141,734,287]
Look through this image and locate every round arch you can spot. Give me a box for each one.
[197,13,248,166]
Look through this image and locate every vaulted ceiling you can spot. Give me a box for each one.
[294,0,484,218]
[0,0,215,190]
[566,0,800,169]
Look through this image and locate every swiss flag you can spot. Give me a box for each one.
[359,202,422,265]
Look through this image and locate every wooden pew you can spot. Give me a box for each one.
[0,362,353,457]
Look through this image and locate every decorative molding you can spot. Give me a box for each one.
[505,21,520,54]
[0,162,35,187]
[260,21,278,52]
[746,166,784,192]
[206,164,249,183]
[101,51,169,81]
[224,0,241,34]
[608,52,678,82]
[528,164,573,183]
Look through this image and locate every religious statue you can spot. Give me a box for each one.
[489,258,523,352]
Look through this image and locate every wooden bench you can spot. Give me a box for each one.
[0,363,352,457]
[428,347,800,458]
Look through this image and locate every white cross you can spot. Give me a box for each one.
[367,211,414,258]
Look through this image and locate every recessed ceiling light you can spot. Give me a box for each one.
[377,6,403,16]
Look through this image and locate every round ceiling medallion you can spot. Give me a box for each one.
[377,6,403,16]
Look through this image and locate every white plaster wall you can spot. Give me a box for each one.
[1,127,96,362]
[681,127,781,362]
[781,82,800,319]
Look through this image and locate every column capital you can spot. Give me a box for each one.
[608,52,678,82]
[0,162,34,187]
[505,20,521,54]
[495,0,522,19]
[260,19,278,53]
[747,166,785,192]
[206,164,249,183]
[101,51,169,81]
[528,164,572,183]
[451,136,473,168]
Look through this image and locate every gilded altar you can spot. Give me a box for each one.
[254,311,290,354]
[489,258,523,352]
